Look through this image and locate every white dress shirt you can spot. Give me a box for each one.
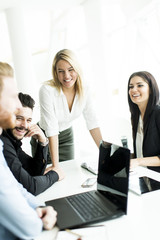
[0,139,43,240]
[136,117,152,188]
[136,116,144,158]
[39,84,99,137]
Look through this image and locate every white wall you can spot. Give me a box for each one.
[1,0,160,158]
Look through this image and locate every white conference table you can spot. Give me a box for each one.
[35,159,160,240]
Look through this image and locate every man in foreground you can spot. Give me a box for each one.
[0,62,57,240]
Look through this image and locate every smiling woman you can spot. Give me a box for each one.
[127,71,160,174]
[56,60,78,90]
[128,76,150,117]
[31,49,103,176]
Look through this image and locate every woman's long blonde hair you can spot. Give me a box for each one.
[45,49,84,98]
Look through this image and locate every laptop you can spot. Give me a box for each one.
[45,140,130,230]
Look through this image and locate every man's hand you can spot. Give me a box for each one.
[25,124,47,144]
[36,206,57,230]
[44,165,65,181]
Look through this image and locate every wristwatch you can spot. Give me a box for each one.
[38,138,49,146]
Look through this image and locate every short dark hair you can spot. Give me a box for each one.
[18,92,35,110]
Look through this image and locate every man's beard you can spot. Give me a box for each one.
[12,126,29,140]
[14,126,28,132]
[0,110,16,129]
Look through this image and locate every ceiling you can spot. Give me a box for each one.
[0,0,86,11]
[0,0,153,13]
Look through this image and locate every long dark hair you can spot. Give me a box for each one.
[127,71,159,140]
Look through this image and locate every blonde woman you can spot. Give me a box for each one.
[38,49,102,174]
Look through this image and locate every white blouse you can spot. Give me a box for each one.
[136,116,144,158]
[39,84,99,137]
[136,116,151,189]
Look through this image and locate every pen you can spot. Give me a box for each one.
[65,228,83,239]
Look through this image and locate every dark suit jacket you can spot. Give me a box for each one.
[133,105,160,173]
[1,129,58,195]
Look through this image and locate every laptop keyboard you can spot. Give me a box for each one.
[66,191,112,221]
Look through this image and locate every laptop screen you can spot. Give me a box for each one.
[97,141,130,214]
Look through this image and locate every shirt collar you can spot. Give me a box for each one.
[3,129,22,149]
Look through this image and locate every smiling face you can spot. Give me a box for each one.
[11,106,33,140]
[56,59,78,90]
[129,76,150,109]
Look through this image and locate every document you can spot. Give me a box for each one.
[56,225,108,240]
